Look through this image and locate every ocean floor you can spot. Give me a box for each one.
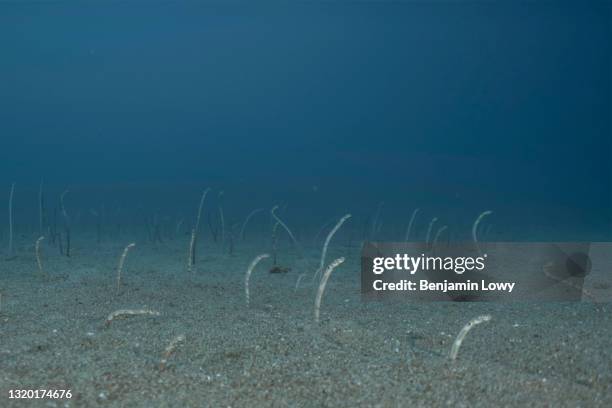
[0,236,611,407]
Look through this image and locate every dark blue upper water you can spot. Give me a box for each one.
[1,1,610,241]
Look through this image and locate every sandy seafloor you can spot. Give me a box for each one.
[0,234,611,407]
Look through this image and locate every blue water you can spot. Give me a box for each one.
[1,1,610,242]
